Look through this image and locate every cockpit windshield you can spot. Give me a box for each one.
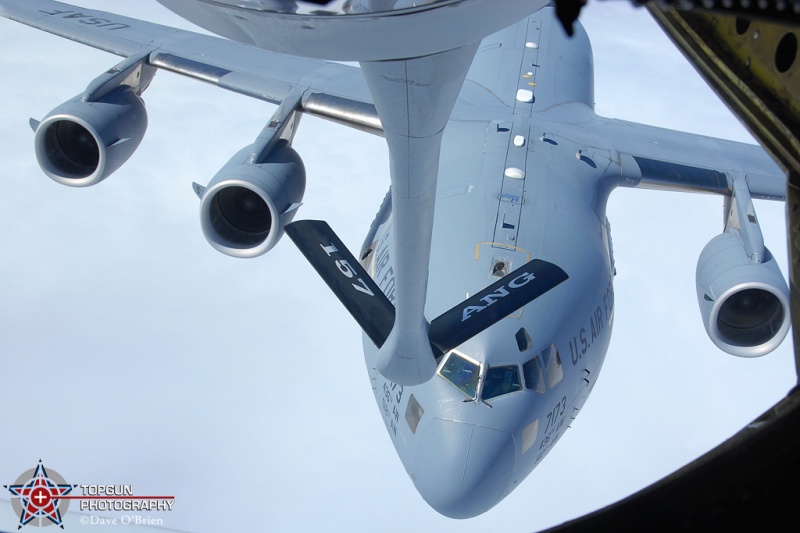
[439,352,480,398]
[481,365,522,401]
[439,352,524,402]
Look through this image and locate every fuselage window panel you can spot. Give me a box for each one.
[439,352,480,398]
[405,394,424,434]
[481,364,522,401]
[523,356,546,393]
[516,327,533,352]
[543,344,564,388]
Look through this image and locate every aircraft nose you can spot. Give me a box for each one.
[413,419,515,518]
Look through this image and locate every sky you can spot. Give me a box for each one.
[0,2,796,532]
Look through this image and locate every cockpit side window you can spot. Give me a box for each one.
[481,365,522,401]
[542,344,564,388]
[523,356,546,393]
[439,352,480,398]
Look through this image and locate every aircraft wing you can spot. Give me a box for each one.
[459,7,785,202]
[543,110,786,201]
[0,0,381,134]
[593,116,785,200]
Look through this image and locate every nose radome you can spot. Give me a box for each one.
[412,419,516,518]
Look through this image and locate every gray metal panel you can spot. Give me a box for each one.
[0,0,374,108]
[493,118,530,245]
[156,0,547,61]
[460,10,594,118]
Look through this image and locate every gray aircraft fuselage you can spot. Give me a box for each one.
[358,9,614,518]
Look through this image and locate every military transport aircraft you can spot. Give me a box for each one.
[0,0,791,525]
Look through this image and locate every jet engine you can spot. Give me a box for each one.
[199,139,306,258]
[34,87,148,187]
[696,229,790,357]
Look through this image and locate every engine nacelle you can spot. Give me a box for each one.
[34,87,148,187]
[696,229,790,357]
[200,140,306,258]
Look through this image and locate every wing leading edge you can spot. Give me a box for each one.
[533,105,785,201]
[0,0,381,134]
[596,115,786,200]
[455,6,785,202]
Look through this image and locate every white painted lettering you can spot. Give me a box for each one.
[320,243,338,257]
[461,305,486,322]
[479,287,509,306]
[335,259,356,278]
[508,272,536,288]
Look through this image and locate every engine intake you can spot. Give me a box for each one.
[200,140,306,258]
[34,87,148,187]
[696,229,790,357]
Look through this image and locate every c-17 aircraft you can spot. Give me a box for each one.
[0,0,792,526]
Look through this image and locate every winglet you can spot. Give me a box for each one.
[285,220,395,349]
